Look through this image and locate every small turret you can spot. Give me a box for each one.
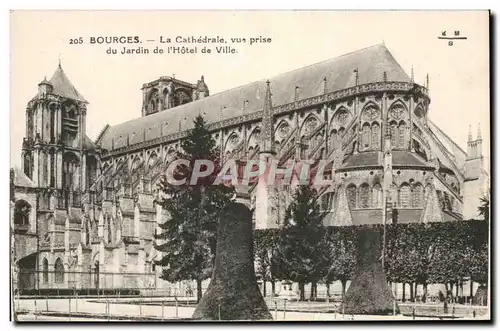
[38,77,53,95]
[196,75,209,99]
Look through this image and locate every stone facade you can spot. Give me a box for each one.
[11,44,488,291]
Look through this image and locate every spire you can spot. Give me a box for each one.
[49,64,87,102]
[425,73,429,89]
[477,122,482,140]
[468,125,473,142]
[410,66,414,83]
[259,80,275,155]
[354,68,359,86]
[383,71,388,82]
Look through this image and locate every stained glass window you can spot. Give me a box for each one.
[371,123,380,150]
[347,185,357,209]
[55,258,64,283]
[362,123,371,149]
[390,121,398,148]
[399,184,411,208]
[398,121,406,149]
[412,184,423,208]
[359,184,370,208]
[372,184,382,207]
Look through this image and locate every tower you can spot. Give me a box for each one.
[463,124,487,219]
[141,75,209,117]
[254,80,278,229]
[21,63,89,205]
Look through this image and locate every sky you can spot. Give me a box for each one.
[9,10,490,169]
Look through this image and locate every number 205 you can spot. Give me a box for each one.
[69,37,84,44]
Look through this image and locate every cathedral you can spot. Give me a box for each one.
[10,44,488,293]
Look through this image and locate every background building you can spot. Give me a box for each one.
[11,44,488,292]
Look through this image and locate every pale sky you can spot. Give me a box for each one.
[10,10,490,169]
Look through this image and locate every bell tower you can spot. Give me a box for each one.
[21,63,88,207]
[463,124,487,219]
[141,75,209,117]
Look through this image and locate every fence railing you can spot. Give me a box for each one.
[12,293,488,322]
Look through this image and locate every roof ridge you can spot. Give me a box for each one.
[99,43,410,150]
[428,120,467,155]
[156,43,388,104]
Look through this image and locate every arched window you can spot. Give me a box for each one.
[63,152,79,191]
[346,185,357,209]
[330,129,338,149]
[107,216,112,244]
[27,113,34,140]
[390,121,398,148]
[300,136,308,159]
[85,220,90,246]
[50,150,56,187]
[362,123,371,149]
[50,109,56,142]
[42,258,49,284]
[14,200,31,225]
[399,183,411,208]
[412,184,423,208]
[371,123,380,150]
[131,156,142,172]
[23,154,31,179]
[54,258,64,283]
[398,121,407,149]
[148,152,159,170]
[42,151,48,186]
[359,183,370,208]
[338,127,345,139]
[372,184,382,208]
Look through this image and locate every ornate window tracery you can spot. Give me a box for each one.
[372,184,382,208]
[359,183,370,208]
[346,185,357,209]
[54,258,64,283]
[371,122,380,150]
[398,121,407,149]
[362,123,371,149]
[399,183,411,208]
[412,184,423,208]
[42,258,49,283]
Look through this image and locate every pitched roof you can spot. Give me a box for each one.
[12,166,36,188]
[342,151,380,168]
[49,64,87,102]
[99,44,410,151]
[340,150,430,169]
[392,151,428,167]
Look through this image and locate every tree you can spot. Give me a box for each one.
[324,226,357,300]
[192,203,272,320]
[155,115,234,302]
[253,229,279,297]
[273,185,330,301]
[343,225,398,315]
[478,195,490,221]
